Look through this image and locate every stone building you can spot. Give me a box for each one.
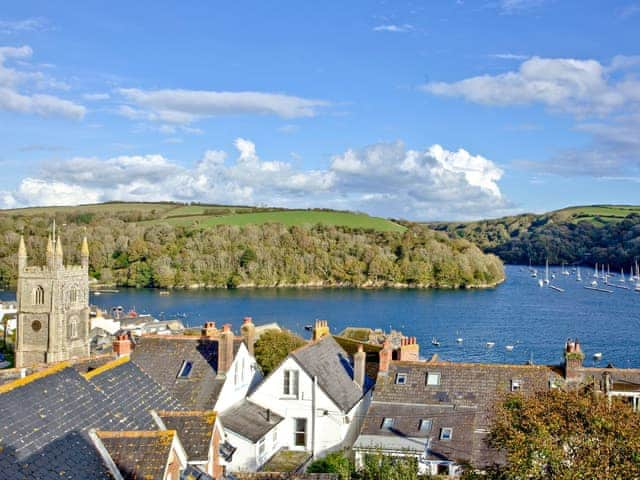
[15,228,91,367]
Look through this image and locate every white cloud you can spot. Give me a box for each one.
[372,24,414,33]
[82,92,110,101]
[117,88,329,125]
[0,45,85,119]
[0,17,48,35]
[499,0,546,14]
[1,139,508,220]
[422,55,640,117]
[489,53,529,60]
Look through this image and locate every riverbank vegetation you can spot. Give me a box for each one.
[0,202,503,289]
[429,205,640,268]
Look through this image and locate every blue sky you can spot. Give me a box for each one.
[0,0,639,220]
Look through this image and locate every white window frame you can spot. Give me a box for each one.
[426,372,441,386]
[511,379,522,392]
[419,418,432,432]
[283,369,299,398]
[440,427,453,441]
[257,437,266,459]
[395,373,408,385]
[177,360,193,378]
[294,418,307,447]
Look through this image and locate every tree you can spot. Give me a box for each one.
[486,389,640,479]
[254,329,306,375]
[359,451,419,480]
[307,451,352,480]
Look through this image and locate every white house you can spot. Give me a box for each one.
[247,322,373,468]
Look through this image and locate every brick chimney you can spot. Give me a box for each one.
[399,336,419,362]
[378,340,393,374]
[354,344,366,390]
[240,317,256,356]
[218,324,234,374]
[201,321,218,339]
[564,338,584,381]
[313,319,330,341]
[113,332,133,357]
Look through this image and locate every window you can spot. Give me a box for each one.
[283,370,299,397]
[70,288,78,304]
[381,417,394,431]
[271,428,278,449]
[440,428,453,441]
[419,419,432,432]
[294,418,307,447]
[33,286,45,305]
[511,379,522,392]
[257,438,266,458]
[70,316,78,339]
[395,373,408,385]
[426,372,441,386]
[177,360,193,378]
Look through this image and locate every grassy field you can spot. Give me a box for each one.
[554,205,640,225]
[156,210,406,232]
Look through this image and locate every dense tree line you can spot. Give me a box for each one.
[0,211,503,289]
[431,213,640,268]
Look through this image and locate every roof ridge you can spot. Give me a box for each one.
[0,361,70,394]
[392,360,555,370]
[96,429,176,439]
[82,355,129,380]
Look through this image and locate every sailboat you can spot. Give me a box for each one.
[561,263,570,276]
[593,263,598,278]
[576,267,582,282]
[544,259,550,285]
[620,268,626,283]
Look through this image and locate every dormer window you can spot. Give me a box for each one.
[177,360,193,378]
[381,417,394,431]
[440,427,453,441]
[426,372,441,386]
[395,373,408,385]
[511,379,522,392]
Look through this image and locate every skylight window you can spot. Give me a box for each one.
[381,417,394,430]
[511,379,522,392]
[395,373,408,385]
[419,419,432,432]
[440,427,453,441]
[426,372,441,386]
[177,360,193,378]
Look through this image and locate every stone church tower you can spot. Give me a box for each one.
[15,227,91,368]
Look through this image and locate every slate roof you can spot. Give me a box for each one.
[357,360,561,467]
[132,336,243,410]
[97,430,175,480]
[182,464,214,479]
[291,335,373,412]
[0,357,182,479]
[157,410,217,462]
[220,400,283,442]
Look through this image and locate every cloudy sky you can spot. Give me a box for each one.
[0,1,639,220]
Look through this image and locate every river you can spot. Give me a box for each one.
[2,265,639,367]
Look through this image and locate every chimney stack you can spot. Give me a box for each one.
[378,340,393,374]
[218,324,234,374]
[313,319,330,341]
[399,337,419,362]
[564,338,584,382]
[201,321,218,339]
[113,332,133,357]
[354,344,366,390]
[266,409,271,423]
[240,316,256,356]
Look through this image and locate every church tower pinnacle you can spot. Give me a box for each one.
[18,235,27,271]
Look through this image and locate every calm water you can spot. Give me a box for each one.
[3,265,639,367]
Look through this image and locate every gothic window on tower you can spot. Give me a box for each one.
[70,316,79,339]
[70,288,78,304]
[33,286,45,305]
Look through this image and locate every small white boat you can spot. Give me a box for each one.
[531,269,537,278]
[486,341,495,348]
[576,267,582,282]
[94,291,102,296]
[456,337,463,344]
[538,279,544,287]
[561,263,570,276]
[549,285,565,293]
[593,352,603,361]
[591,279,598,287]
[432,337,440,346]
[593,263,598,278]
[544,259,550,284]
[620,268,626,283]
[505,345,514,351]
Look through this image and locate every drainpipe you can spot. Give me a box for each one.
[311,375,317,459]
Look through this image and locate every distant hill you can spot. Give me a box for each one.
[0,201,502,289]
[428,205,640,267]
[1,202,405,233]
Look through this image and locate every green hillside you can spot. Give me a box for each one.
[429,204,640,267]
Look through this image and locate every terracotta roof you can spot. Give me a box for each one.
[156,410,217,462]
[97,430,175,480]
